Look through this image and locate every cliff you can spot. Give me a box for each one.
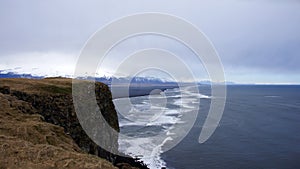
[0,78,147,169]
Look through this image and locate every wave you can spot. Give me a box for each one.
[117,86,206,168]
[264,95,281,98]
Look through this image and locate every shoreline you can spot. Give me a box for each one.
[110,85,179,99]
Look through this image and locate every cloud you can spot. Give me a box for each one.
[0,0,299,83]
[0,52,77,77]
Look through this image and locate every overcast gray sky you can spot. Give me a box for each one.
[1,0,300,84]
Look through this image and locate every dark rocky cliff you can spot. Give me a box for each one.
[0,78,148,169]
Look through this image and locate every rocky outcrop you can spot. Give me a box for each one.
[0,91,117,169]
[0,78,148,169]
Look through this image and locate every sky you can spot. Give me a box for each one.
[1,0,300,84]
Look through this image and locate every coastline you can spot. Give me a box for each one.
[0,78,149,169]
[110,84,179,99]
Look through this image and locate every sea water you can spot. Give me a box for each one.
[115,85,300,169]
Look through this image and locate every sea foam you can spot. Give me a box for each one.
[117,86,207,168]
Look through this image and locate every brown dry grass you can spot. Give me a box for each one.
[0,78,74,95]
[0,79,117,169]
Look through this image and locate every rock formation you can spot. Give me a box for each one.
[0,78,148,169]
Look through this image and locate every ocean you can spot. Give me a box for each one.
[114,85,300,169]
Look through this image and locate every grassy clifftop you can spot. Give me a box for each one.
[0,78,146,169]
[0,78,117,169]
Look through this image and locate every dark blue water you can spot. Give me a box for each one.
[163,85,300,169]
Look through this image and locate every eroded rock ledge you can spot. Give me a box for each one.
[0,78,148,169]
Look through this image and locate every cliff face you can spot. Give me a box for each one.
[0,78,146,169]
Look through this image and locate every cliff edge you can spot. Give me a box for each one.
[0,78,147,169]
